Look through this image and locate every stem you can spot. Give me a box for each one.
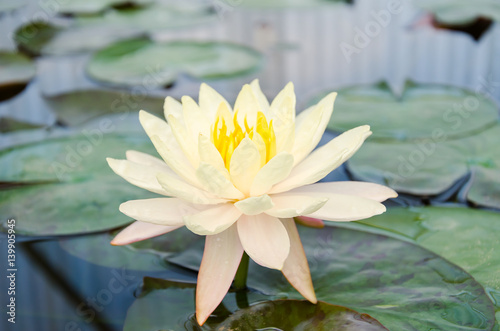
[233,252,249,290]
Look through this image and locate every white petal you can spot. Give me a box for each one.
[196,225,243,326]
[199,83,232,119]
[305,193,387,221]
[125,150,167,168]
[237,214,290,270]
[234,195,274,215]
[111,221,181,245]
[292,92,337,165]
[119,198,205,226]
[184,203,242,235]
[196,162,245,200]
[280,218,317,303]
[139,110,170,142]
[271,125,372,194]
[229,137,262,196]
[198,134,227,177]
[250,79,270,113]
[167,114,199,167]
[182,95,210,138]
[289,181,398,202]
[107,158,168,195]
[265,194,327,218]
[234,84,261,128]
[163,96,183,123]
[150,134,200,188]
[250,152,294,197]
[269,82,295,130]
[156,172,226,205]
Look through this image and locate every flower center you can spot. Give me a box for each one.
[211,107,276,170]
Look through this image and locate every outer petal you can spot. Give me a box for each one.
[111,221,181,245]
[289,182,398,202]
[237,214,290,270]
[265,194,328,218]
[305,193,387,222]
[156,172,226,205]
[199,83,232,119]
[196,225,243,326]
[234,84,261,128]
[164,96,183,123]
[292,92,337,165]
[119,198,206,225]
[270,125,372,194]
[250,79,270,113]
[250,152,294,197]
[125,150,167,168]
[184,203,242,235]
[107,158,168,195]
[196,162,245,200]
[139,110,170,141]
[280,218,317,303]
[229,138,262,196]
[234,195,274,215]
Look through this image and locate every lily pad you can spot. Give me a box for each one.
[315,82,499,142]
[86,38,263,88]
[106,223,496,330]
[124,278,385,330]
[14,21,141,57]
[14,5,216,57]
[0,117,44,133]
[0,134,158,236]
[217,300,387,330]
[43,89,165,126]
[347,123,500,208]
[54,0,151,15]
[338,206,500,321]
[59,227,200,271]
[0,51,36,102]
[415,0,500,25]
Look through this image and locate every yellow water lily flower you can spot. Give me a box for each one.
[107,80,397,325]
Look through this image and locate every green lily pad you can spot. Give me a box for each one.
[217,300,387,330]
[14,5,216,57]
[0,134,158,236]
[347,123,500,208]
[124,277,385,330]
[43,89,165,126]
[0,117,44,133]
[114,224,495,330]
[14,21,142,57]
[59,227,200,271]
[316,82,499,142]
[54,0,151,15]
[337,206,500,322]
[86,38,263,88]
[0,51,36,102]
[415,0,500,25]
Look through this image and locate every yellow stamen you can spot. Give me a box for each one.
[211,109,276,170]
